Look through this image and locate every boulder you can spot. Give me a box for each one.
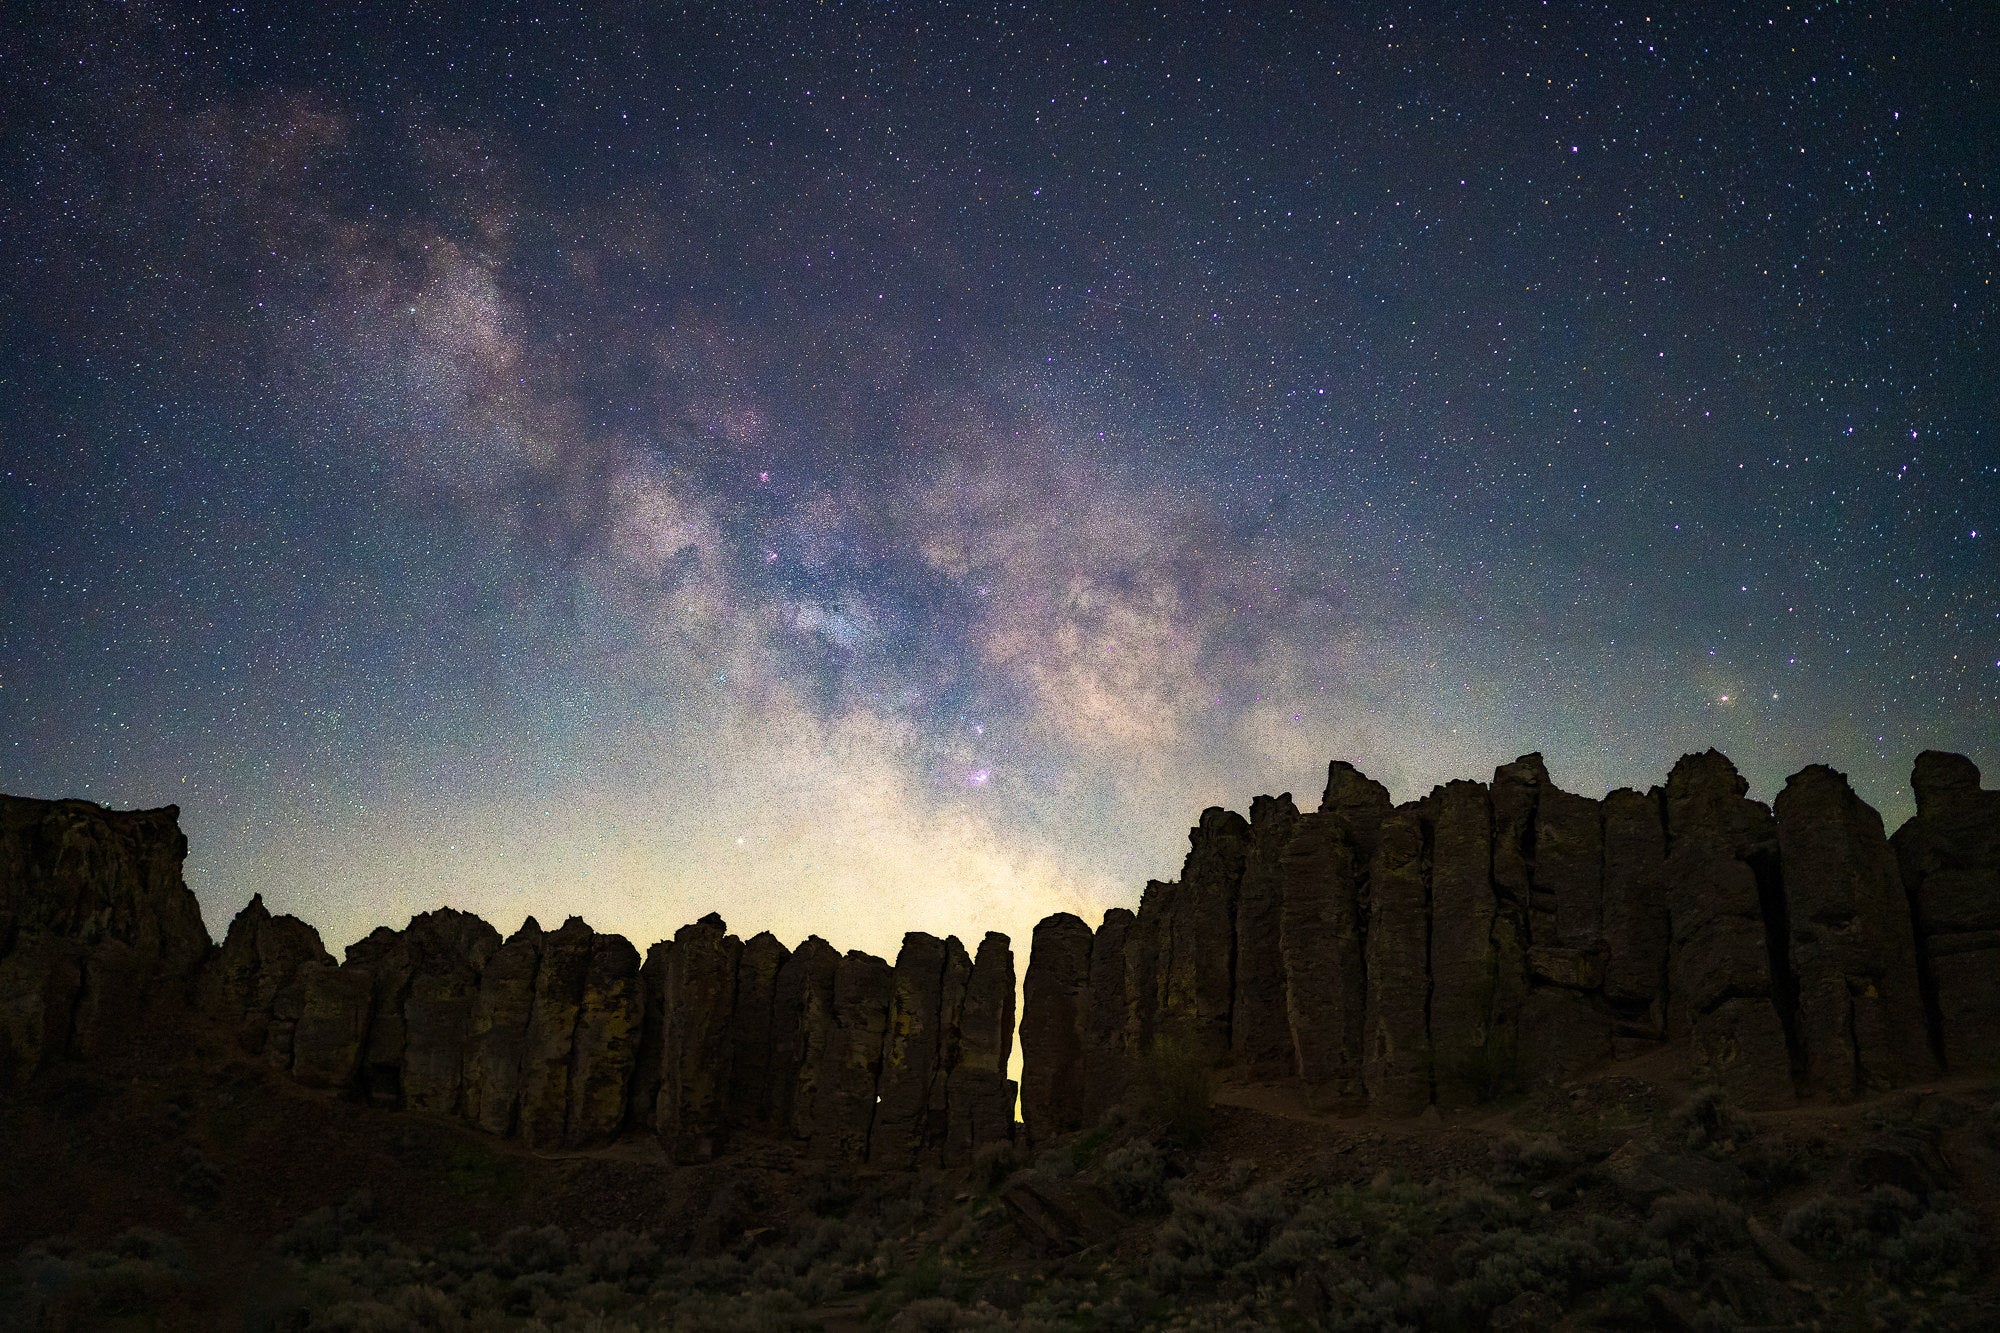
[811,949,894,1159]
[1363,805,1432,1113]
[656,913,742,1162]
[1516,983,1613,1086]
[1231,793,1301,1073]
[1776,765,1934,1096]
[1020,912,1093,1146]
[565,932,642,1146]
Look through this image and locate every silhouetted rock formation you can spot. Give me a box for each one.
[4,746,1991,1168]
[1025,749,1981,1124]
[1894,751,2000,1070]
[0,795,1019,1164]
[1,796,209,1084]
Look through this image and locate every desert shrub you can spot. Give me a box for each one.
[1443,1215,1637,1323]
[1672,1088,1757,1155]
[1734,1129,1813,1190]
[307,1298,410,1332]
[1067,1123,1117,1172]
[971,1139,1023,1191]
[1489,1132,1574,1185]
[1147,1183,1289,1287]
[577,1228,659,1286]
[887,1295,967,1330]
[1645,1191,1745,1282]
[10,1231,209,1324]
[389,1283,463,1330]
[280,1192,385,1261]
[1136,1038,1215,1148]
[492,1224,572,1278]
[1102,1138,1169,1213]
[1781,1187,1982,1287]
[1879,1196,1981,1286]
[174,1145,223,1207]
[1446,1180,1535,1231]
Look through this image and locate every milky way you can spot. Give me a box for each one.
[2,5,1993,960]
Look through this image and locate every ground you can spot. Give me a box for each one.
[4,1023,1998,1330]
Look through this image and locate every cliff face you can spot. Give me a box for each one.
[4,746,1993,1163]
[222,900,1018,1166]
[0,796,210,1084]
[1025,750,1990,1121]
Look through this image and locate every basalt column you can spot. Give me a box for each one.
[1080,908,1136,1121]
[945,931,1017,1162]
[1600,788,1670,1044]
[1519,784,1614,1085]
[1280,762,1391,1109]
[566,931,643,1147]
[656,914,743,1163]
[462,920,544,1135]
[1663,751,1799,1107]
[812,950,895,1160]
[1428,781,1510,1107]
[1160,809,1251,1062]
[771,935,839,1139]
[1363,804,1432,1113]
[214,894,331,1069]
[517,917,598,1148]
[1891,752,2000,1070]
[871,932,954,1168]
[1231,793,1302,1074]
[728,931,790,1131]
[0,797,210,1085]
[1020,912,1093,1147]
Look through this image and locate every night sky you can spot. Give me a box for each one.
[3,4,1994,961]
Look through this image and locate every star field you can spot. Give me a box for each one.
[1,3,1993,957]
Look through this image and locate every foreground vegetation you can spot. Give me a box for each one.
[6,1066,2000,1330]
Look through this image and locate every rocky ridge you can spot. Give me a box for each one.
[0,794,1016,1168]
[4,747,1998,1170]
[1022,749,2000,1140]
